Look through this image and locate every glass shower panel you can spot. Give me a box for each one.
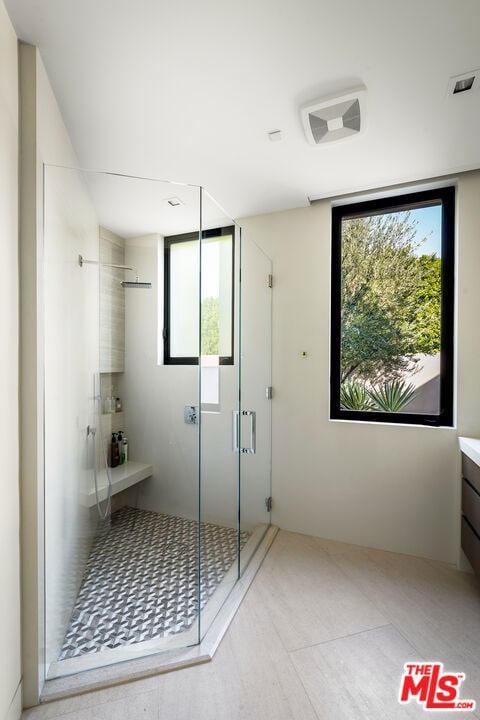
[43,166,204,679]
[239,236,273,565]
[42,167,271,682]
[117,174,203,658]
[43,165,100,678]
[198,190,240,640]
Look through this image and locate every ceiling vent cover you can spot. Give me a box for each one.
[301,86,367,145]
[447,69,480,97]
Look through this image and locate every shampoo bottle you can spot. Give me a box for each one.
[109,432,119,467]
[117,431,124,464]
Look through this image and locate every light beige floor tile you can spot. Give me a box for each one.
[291,625,468,719]
[23,690,158,720]
[270,527,369,556]
[21,678,159,720]
[332,548,480,717]
[333,548,480,659]
[313,536,368,556]
[155,590,318,720]
[22,531,480,720]
[441,651,480,718]
[252,530,389,651]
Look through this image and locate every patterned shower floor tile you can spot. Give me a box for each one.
[59,506,249,660]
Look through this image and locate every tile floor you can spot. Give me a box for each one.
[22,530,480,720]
[60,507,249,659]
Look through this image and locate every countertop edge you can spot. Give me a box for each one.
[459,436,480,467]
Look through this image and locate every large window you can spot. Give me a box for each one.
[330,187,455,426]
[163,226,234,365]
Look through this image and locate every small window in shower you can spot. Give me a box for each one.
[163,226,234,365]
[201,364,220,410]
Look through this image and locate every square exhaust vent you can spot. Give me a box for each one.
[301,86,367,145]
[447,70,480,97]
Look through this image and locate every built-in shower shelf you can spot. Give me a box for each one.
[82,462,153,507]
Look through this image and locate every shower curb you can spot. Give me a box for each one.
[39,525,279,704]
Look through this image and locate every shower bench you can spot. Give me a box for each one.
[82,461,153,507]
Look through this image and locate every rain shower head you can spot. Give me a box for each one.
[121,280,152,289]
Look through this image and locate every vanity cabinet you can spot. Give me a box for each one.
[460,440,480,577]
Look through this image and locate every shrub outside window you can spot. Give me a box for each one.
[330,187,455,426]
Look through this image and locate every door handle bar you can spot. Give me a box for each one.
[232,410,256,454]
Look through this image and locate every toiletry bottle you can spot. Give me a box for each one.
[104,396,111,414]
[122,436,128,463]
[107,432,113,466]
[115,397,122,413]
[109,432,119,467]
[117,431,124,464]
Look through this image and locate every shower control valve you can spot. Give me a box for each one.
[184,405,199,425]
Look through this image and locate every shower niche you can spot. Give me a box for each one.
[42,166,272,681]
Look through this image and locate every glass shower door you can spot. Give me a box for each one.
[197,204,272,640]
[43,165,205,679]
[239,235,273,566]
[197,193,240,639]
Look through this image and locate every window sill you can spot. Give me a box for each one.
[329,417,456,430]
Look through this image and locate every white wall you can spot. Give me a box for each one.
[0,3,21,719]
[20,46,100,703]
[240,174,480,564]
[456,172,480,438]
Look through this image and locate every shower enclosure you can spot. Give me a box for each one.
[42,165,272,681]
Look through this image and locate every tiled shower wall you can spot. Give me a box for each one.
[99,228,128,465]
[100,226,125,374]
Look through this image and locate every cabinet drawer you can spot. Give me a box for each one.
[461,516,480,577]
[462,479,480,536]
[461,453,480,494]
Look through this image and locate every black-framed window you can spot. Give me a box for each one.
[163,226,234,365]
[330,186,455,426]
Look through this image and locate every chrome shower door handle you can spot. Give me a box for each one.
[232,410,256,454]
[243,410,256,454]
[233,410,240,453]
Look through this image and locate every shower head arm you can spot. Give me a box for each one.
[79,255,152,288]
[78,254,133,271]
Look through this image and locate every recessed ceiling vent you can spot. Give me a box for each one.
[301,86,367,145]
[447,70,480,97]
[166,197,183,207]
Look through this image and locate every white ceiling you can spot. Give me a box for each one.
[5,0,480,222]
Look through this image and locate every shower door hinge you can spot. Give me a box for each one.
[265,386,273,400]
[268,274,273,288]
[265,496,272,512]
